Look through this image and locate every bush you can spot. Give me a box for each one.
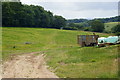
[83,27,91,31]
[115,32,120,36]
[112,24,120,33]
[91,59,96,62]
[90,20,105,32]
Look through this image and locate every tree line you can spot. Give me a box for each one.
[66,16,120,33]
[2,2,66,29]
[2,2,120,35]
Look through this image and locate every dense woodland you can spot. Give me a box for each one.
[2,2,66,29]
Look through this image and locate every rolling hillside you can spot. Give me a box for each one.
[2,27,118,78]
[104,22,118,33]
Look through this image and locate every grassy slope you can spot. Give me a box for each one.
[104,22,118,32]
[2,27,118,78]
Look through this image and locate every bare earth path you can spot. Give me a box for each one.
[2,52,58,78]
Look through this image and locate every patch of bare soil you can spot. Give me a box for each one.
[2,52,58,78]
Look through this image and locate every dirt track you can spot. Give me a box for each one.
[2,52,58,78]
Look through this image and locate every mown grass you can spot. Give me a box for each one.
[2,27,118,78]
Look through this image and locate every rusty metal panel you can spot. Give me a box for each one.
[77,35,99,47]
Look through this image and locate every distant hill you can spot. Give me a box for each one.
[67,16,119,23]
[92,16,120,23]
[66,16,119,31]
[67,19,88,23]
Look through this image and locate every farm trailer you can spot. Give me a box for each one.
[77,35,99,47]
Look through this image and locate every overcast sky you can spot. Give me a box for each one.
[20,0,119,19]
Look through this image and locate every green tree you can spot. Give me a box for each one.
[2,2,14,27]
[112,24,120,33]
[2,2,66,29]
[53,15,66,29]
[90,20,105,32]
[66,23,83,30]
[2,2,23,27]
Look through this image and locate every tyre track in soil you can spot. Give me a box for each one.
[2,52,58,78]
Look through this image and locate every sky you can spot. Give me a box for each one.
[20,0,119,19]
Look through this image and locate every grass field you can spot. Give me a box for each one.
[2,27,119,78]
[104,22,118,33]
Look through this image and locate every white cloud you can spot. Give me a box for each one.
[37,2,118,19]
[38,2,118,11]
[52,9,118,19]
[21,0,119,3]
[20,0,119,19]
